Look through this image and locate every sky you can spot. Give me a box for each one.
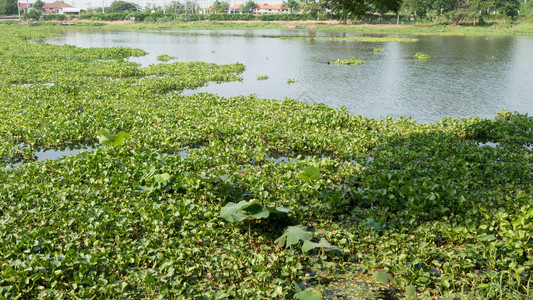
[51,0,283,9]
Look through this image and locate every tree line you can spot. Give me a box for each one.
[1,0,532,23]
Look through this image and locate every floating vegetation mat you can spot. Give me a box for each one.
[0,24,532,299]
[414,51,430,60]
[328,57,365,65]
[280,35,418,42]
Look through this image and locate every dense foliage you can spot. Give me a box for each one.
[0,24,532,299]
[0,0,17,15]
[106,0,139,13]
[402,0,521,24]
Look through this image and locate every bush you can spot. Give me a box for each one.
[78,12,130,21]
[42,14,68,21]
[208,13,256,21]
[257,13,313,21]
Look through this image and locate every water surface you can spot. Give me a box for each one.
[46,29,533,123]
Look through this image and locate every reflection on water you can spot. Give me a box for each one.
[45,30,533,123]
[7,147,94,169]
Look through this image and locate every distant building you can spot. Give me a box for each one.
[19,1,81,15]
[228,3,289,14]
[255,3,288,14]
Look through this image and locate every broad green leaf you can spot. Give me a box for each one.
[274,207,292,214]
[293,290,322,300]
[154,173,171,187]
[275,225,313,247]
[219,200,250,222]
[242,200,270,219]
[302,238,331,253]
[299,166,320,181]
[97,129,130,147]
[376,271,393,285]
[478,234,497,242]
[219,200,269,222]
[405,285,416,297]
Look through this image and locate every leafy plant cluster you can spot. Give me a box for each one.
[414,51,430,60]
[0,24,532,299]
[280,35,417,42]
[328,57,365,65]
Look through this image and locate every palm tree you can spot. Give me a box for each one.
[242,0,258,13]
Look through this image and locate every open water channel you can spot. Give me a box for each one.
[45,29,533,123]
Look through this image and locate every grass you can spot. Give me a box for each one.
[10,18,533,37]
[316,21,533,36]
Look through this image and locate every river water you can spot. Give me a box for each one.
[46,29,533,123]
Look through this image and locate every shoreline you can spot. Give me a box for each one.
[8,18,533,36]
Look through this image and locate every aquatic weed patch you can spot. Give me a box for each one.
[414,51,430,60]
[1,24,532,299]
[328,57,365,65]
[280,35,417,42]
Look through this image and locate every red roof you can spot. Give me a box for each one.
[19,1,74,9]
[258,3,283,9]
[229,3,285,10]
[44,1,74,9]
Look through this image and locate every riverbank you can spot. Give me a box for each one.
[6,18,533,36]
[85,20,533,36]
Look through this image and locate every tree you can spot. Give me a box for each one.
[212,0,229,13]
[283,0,300,13]
[0,0,17,15]
[302,0,329,18]
[321,0,401,20]
[168,0,184,18]
[242,0,258,13]
[184,0,199,14]
[24,0,44,20]
[426,0,520,25]
[34,0,45,11]
[402,0,429,21]
[107,0,138,13]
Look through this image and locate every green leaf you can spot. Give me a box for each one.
[376,271,393,285]
[219,200,269,222]
[154,173,171,187]
[478,234,497,242]
[97,129,130,147]
[293,290,322,300]
[361,217,384,231]
[219,200,250,222]
[299,166,320,181]
[302,238,331,253]
[243,200,270,219]
[405,285,416,297]
[275,225,313,247]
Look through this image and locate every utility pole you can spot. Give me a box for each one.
[17,0,21,19]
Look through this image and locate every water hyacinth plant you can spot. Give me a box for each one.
[0,24,532,299]
[156,54,176,62]
[287,78,297,84]
[414,51,430,60]
[328,57,365,65]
